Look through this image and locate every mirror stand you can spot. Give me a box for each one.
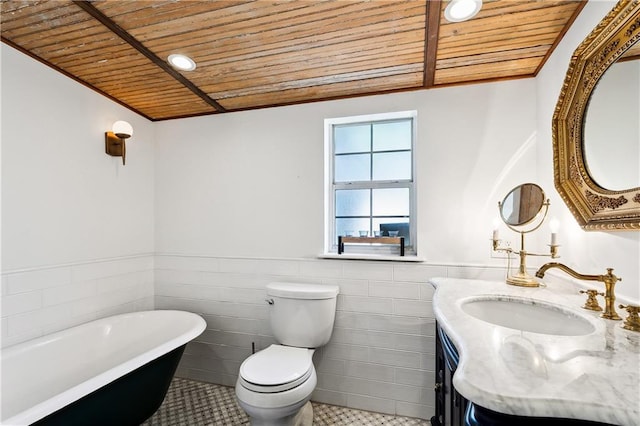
[493,185,559,287]
[494,231,558,287]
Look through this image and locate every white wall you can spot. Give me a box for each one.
[537,0,640,303]
[155,80,538,262]
[1,45,156,346]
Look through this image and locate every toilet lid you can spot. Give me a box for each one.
[240,345,313,389]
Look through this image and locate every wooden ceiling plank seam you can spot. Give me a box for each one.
[0,3,85,32]
[93,0,253,23]
[533,0,587,75]
[0,0,43,16]
[72,0,226,113]
[7,32,119,59]
[90,0,195,15]
[440,2,578,37]
[144,19,425,71]
[3,20,109,51]
[143,3,426,62]
[194,44,425,87]
[51,23,416,82]
[207,63,425,99]
[438,16,573,43]
[438,32,566,57]
[0,35,154,121]
[218,72,425,110]
[139,98,216,110]
[191,34,425,81]
[125,0,345,43]
[114,86,208,100]
[128,0,404,44]
[44,38,144,64]
[436,46,549,69]
[195,50,425,93]
[86,67,182,85]
[199,59,426,96]
[435,58,541,81]
[437,29,569,55]
[126,92,212,106]
[137,106,217,117]
[209,69,424,101]
[190,41,423,81]
[153,10,426,61]
[424,0,441,88]
[96,80,194,96]
[468,1,580,19]
[132,97,215,108]
[92,70,176,87]
[58,55,153,74]
[0,0,73,21]
[438,13,576,48]
[439,1,580,33]
[176,16,426,69]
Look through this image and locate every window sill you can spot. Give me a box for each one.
[318,253,424,262]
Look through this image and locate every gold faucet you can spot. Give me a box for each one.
[535,262,621,321]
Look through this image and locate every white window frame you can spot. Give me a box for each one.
[324,110,417,257]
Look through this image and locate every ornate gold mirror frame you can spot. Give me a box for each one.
[553,0,640,230]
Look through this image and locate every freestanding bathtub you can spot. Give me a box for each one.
[1,310,206,425]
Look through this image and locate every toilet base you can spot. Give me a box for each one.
[247,401,313,426]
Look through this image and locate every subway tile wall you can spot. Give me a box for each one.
[155,255,505,420]
[1,255,154,348]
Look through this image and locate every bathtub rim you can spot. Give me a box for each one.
[1,309,206,425]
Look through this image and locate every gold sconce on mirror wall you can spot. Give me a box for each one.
[105,121,133,165]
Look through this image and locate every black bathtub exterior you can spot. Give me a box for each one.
[33,345,186,426]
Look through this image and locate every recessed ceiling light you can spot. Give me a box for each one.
[167,54,196,71]
[444,0,482,23]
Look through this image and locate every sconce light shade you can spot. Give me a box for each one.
[112,120,133,139]
[106,120,133,165]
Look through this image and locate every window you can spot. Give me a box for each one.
[325,111,417,256]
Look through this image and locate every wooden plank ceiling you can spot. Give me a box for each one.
[1,0,586,121]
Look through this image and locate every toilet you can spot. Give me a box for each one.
[235,282,340,426]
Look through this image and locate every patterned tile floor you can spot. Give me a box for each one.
[143,377,430,425]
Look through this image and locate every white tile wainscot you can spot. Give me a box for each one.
[1,255,154,348]
[154,254,507,420]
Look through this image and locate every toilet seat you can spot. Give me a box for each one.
[239,345,314,393]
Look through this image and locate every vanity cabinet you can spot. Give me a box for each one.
[431,323,613,426]
[431,323,467,426]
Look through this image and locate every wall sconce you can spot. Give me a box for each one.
[105,120,133,165]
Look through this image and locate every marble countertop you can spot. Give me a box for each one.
[430,277,640,426]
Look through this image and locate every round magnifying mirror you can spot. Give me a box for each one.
[500,183,546,229]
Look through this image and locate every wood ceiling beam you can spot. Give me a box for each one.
[423,0,442,88]
[73,0,227,113]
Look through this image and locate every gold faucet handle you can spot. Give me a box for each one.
[579,289,604,311]
[618,304,640,332]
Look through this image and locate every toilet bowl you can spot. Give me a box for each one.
[235,282,339,426]
[235,345,317,426]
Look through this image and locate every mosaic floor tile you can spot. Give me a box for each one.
[143,377,429,425]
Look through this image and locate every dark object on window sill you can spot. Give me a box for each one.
[337,236,405,256]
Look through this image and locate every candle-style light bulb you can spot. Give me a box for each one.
[549,217,560,245]
[492,216,501,241]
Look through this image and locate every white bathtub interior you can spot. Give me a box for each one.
[1,310,205,425]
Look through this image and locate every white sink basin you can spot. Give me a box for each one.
[461,296,595,336]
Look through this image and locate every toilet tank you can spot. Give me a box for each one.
[266,282,340,348]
